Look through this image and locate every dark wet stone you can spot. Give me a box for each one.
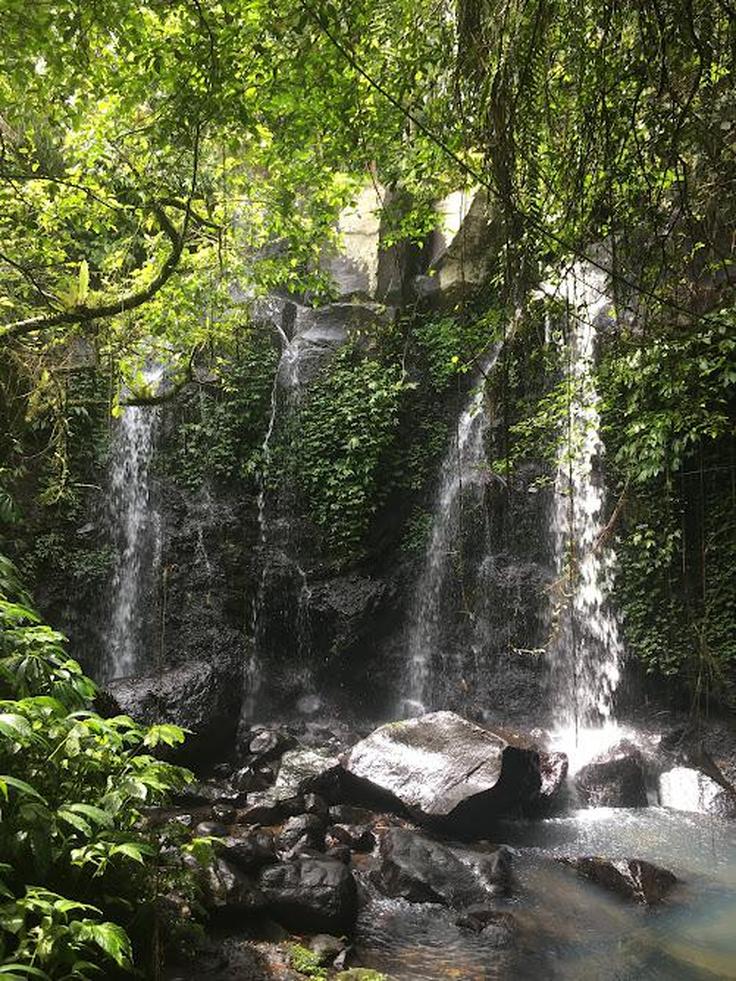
[105,659,241,767]
[326,845,352,865]
[216,829,276,873]
[277,814,326,853]
[176,780,242,807]
[343,712,541,836]
[195,820,228,838]
[576,742,647,808]
[213,804,237,825]
[273,747,343,803]
[327,824,376,853]
[558,856,677,905]
[372,827,504,909]
[308,934,348,966]
[304,793,329,817]
[204,857,265,912]
[328,804,375,825]
[538,751,569,810]
[455,907,516,940]
[258,856,358,933]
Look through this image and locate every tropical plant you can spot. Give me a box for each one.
[0,556,197,978]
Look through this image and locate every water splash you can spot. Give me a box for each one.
[545,260,623,752]
[106,368,163,680]
[404,348,500,714]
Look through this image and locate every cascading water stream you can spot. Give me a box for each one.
[245,327,313,722]
[404,348,500,715]
[106,368,163,680]
[544,261,625,769]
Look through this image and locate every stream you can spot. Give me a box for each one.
[355,805,736,980]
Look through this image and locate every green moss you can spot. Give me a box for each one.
[289,944,328,979]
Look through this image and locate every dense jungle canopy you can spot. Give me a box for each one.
[1,1,736,978]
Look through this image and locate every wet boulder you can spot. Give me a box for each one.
[538,751,569,811]
[326,823,376,853]
[248,726,296,762]
[575,741,647,808]
[276,814,326,853]
[204,857,265,913]
[658,766,736,817]
[237,792,285,826]
[342,712,541,836]
[105,658,241,766]
[216,829,276,873]
[273,747,343,802]
[372,828,505,909]
[558,856,677,905]
[258,856,358,933]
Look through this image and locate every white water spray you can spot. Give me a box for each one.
[106,368,163,680]
[545,261,624,764]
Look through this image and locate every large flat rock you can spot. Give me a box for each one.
[342,711,541,836]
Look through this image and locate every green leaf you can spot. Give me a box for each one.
[65,803,114,828]
[78,260,89,304]
[77,921,133,968]
[0,775,47,803]
[0,713,33,741]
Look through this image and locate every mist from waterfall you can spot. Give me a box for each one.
[106,368,163,680]
[545,261,624,768]
[404,348,500,715]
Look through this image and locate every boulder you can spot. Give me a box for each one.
[326,824,376,853]
[212,804,237,825]
[258,856,358,933]
[371,828,505,909]
[237,793,285,826]
[276,814,326,853]
[342,712,541,836]
[273,747,343,803]
[248,726,296,762]
[204,857,265,913]
[558,856,677,905]
[538,751,569,810]
[105,658,241,766]
[175,780,243,807]
[216,829,276,873]
[658,766,736,817]
[575,742,647,807]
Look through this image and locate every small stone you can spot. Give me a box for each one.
[309,933,347,965]
[212,803,236,825]
[195,820,227,838]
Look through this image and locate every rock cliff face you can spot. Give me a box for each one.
[31,188,558,750]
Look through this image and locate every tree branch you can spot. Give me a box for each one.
[0,204,184,343]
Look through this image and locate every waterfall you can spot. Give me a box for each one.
[404,348,500,715]
[106,368,163,680]
[244,325,313,722]
[545,261,624,762]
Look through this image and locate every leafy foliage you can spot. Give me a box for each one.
[0,558,196,977]
[291,343,409,559]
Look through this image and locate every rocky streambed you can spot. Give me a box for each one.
[153,711,736,980]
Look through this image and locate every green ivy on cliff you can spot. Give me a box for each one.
[599,314,736,705]
[292,343,409,559]
[164,327,280,492]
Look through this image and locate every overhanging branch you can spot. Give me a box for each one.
[0,204,184,344]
